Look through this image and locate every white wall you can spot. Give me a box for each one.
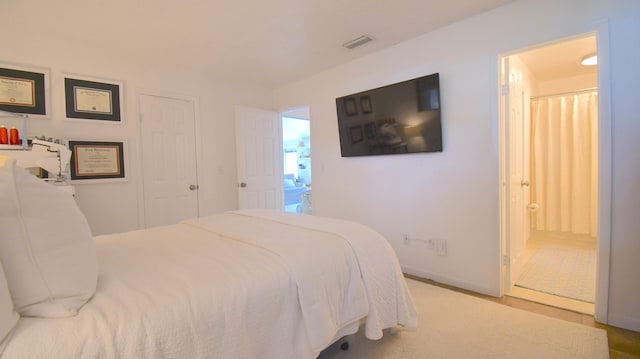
[536,73,598,97]
[274,0,640,331]
[1,14,273,235]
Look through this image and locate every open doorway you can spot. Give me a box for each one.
[282,107,312,214]
[501,34,599,314]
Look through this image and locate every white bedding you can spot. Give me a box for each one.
[2,210,417,359]
[197,210,419,340]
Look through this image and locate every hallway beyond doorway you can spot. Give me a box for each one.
[282,108,311,214]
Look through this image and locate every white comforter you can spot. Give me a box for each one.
[2,210,417,359]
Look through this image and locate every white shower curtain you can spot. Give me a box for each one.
[530,91,598,237]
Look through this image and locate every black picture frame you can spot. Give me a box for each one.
[349,125,363,144]
[344,97,358,116]
[69,140,125,181]
[360,95,372,114]
[0,67,47,115]
[65,77,121,122]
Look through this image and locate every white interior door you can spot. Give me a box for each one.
[139,94,199,228]
[235,106,283,210]
[503,57,528,289]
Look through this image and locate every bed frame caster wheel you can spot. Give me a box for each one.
[340,341,349,351]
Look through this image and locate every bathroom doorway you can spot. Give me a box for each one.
[500,34,602,314]
[282,106,312,213]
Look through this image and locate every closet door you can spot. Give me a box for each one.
[139,93,199,228]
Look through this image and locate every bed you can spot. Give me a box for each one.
[0,157,417,358]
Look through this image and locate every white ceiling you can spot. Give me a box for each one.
[8,0,516,87]
[517,36,597,82]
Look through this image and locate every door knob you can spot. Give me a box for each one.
[521,180,530,187]
[189,184,199,190]
[239,182,247,188]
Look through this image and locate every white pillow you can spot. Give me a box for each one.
[0,158,97,317]
[0,261,19,347]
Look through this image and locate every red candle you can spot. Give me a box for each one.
[0,126,7,144]
[9,127,19,145]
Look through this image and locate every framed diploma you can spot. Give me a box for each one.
[68,140,126,181]
[64,76,122,122]
[0,65,48,115]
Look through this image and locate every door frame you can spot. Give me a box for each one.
[135,88,202,229]
[497,22,612,324]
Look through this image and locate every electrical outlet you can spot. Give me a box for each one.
[427,239,435,250]
[403,234,410,245]
[435,239,447,256]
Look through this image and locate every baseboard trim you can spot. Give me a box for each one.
[607,313,640,333]
[401,265,500,297]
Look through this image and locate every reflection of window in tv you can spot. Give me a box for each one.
[416,76,440,111]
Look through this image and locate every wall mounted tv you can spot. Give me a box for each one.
[335,73,442,157]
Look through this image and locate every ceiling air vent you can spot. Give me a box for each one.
[342,35,373,49]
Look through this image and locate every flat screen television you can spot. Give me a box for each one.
[335,73,442,157]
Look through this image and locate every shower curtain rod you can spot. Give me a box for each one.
[530,87,598,100]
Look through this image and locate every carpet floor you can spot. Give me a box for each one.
[318,278,609,359]
[516,236,597,303]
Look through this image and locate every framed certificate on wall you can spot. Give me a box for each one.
[64,75,122,122]
[68,140,126,182]
[0,65,49,116]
